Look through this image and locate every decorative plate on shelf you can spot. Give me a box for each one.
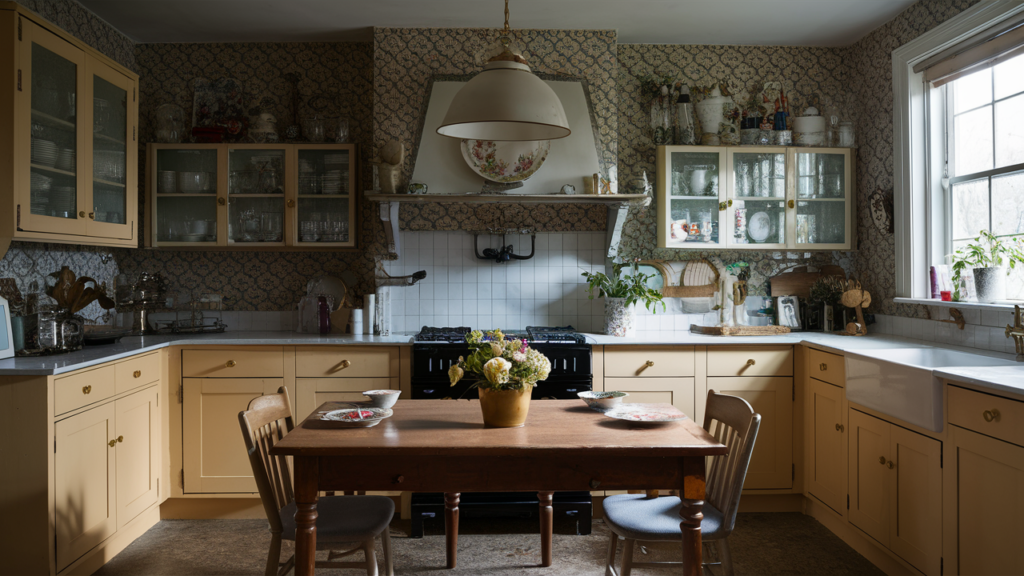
[602,403,687,425]
[460,139,550,183]
[747,211,771,243]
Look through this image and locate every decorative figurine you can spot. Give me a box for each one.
[371,140,404,194]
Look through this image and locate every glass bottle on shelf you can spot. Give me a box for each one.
[227,148,286,244]
[155,149,218,244]
[295,147,353,245]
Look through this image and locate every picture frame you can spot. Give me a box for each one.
[0,296,13,361]
[776,295,802,329]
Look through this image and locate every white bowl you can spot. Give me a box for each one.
[578,390,628,410]
[363,389,401,409]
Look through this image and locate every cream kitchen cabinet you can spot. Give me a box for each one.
[1,4,139,250]
[805,376,846,515]
[848,409,941,576]
[293,346,401,419]
[656,146,854,250]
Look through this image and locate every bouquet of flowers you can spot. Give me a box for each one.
[448,330,552,392]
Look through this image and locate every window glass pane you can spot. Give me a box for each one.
[954,106,993,175]
[953,67,991,114]
[996,95,1024,168]
[951,178,989,240]
[994,53,1024,100]
[992,171,1024,236]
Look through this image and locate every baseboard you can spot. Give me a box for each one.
[161,497,266,519]
[803,497,924,576]
[58,505,161,576]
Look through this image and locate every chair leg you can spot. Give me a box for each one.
[619,538,635,576]
[382,528,394,576]
[265,533,282,576]
[604,532,619,576]
[364,538,379,576]
[718,538,734,576]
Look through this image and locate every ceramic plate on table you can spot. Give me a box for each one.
[317,407,393,428]
[602,403,687,424]
[461,139,550,183]
[578,390,628,411]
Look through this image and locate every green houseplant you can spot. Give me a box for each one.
[582,260,665,337]
[950,230,1024,302]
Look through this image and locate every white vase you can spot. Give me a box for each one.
[604,298,636,337]
[973,267,1007,303]
[694,87,737,146]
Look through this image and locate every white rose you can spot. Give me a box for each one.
[482,357,512,385]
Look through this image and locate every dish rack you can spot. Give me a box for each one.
[154,292,228,334]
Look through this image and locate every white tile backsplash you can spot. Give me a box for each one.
[875,311,1020,355]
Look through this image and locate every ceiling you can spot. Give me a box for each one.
[79,0,917,47]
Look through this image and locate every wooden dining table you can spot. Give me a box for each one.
[270,399,728,576]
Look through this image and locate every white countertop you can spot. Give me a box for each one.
[3,331,1022,398]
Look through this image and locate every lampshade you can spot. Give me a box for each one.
[436,60,571,141]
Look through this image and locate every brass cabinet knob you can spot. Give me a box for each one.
[88,212,95,219]
[788,199,796,209]
[819,363,828,371]
[108,439,117,448]
[835,423,844,432]
[225,360,237,368]
[636,360,655,375]
[338,359,352,370]
[217,197,226,206]
[82,385,92,395]
[287,199,296,208]
[117,435,123,443]
[879,456,887,465]
[719,201,728,211]
[133,370,141,378]
[983,409,1001,423]
[728,199,734,207]
[78,211,86,218]
[393,475,404,484]
[887,460,895,469]
[745,359,756,367]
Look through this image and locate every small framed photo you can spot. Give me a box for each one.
[776,295,802,329]
[0,296,13,361]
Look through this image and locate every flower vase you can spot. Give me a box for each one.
[605,298,636,337]
[694,87,738,146]
[478,387,532,428]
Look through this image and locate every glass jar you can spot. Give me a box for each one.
[155,103,186,143]
[335,118,350,143]
[838,122,855,147]
[302,115,326,143]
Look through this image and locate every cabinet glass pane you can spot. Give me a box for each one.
[297,198,350,244]
[796,200,845,244]
[666,150,720,245]
[668,198,718,244]
[733,152,785,198]
[228,149,285,195]
[734,199,786,245]
[155,149,218,243]
[30,42,78,219]
[669,151,719,197]
[297,149,351,244]
[229,197,284,243]
[298,149,350,195]
[93,75,128,224]
[796,152,846,199]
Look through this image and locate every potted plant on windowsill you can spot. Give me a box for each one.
[448,330,552,428]
[951,230,1024,303]
[582,259,666,337]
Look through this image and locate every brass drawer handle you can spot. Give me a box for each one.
[819,363,828,371]
[225,360,237,368]
[337,359,352,371]
[133,370,142,378]
[835,423,844,432]
[887,460,895,470]
[745,359,756,367]
[879,456,887,465]
[82,385,92,395]
[983,409,1001,423]
[108,439,117,448]
[636,360,654,375]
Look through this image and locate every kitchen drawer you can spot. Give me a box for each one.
[604,346,694,378]
[55,365,116,416]
[295,346,399,378]
[807,348,844,387]
[949,386,1024,447]
[115,352,161,394]
[182,349,284,378]
[707,346,793,377]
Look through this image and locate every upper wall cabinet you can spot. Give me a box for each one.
[656,146,855,251]
[0,6,139,248]
[145,143,358,250]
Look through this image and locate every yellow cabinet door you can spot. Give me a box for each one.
[295,377,394,421]
[848,409,890,546]
[54,402,116,571]
[807,378,845,514]
[952,428,1024,576]
[708,376,793,489]
[889,426,942,576]
[182,378,283,493]
[604,377,695,418]
[114,386,159,529]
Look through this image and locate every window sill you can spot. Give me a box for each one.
[894,297,1023,312]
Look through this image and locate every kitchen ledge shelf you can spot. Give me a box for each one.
[894,297,1024,313]
[364,192,649,260]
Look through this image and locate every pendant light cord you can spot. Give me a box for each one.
[499,0,511,48]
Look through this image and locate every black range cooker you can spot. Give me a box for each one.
[410,326,594,537]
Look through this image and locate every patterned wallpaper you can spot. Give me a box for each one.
[846,0,980,316]
[14,0,136,71]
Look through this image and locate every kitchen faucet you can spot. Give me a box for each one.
[1006,305,1024,362]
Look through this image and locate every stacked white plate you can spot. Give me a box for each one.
[323,169,345,194]
[31,138,58,167]
[323,153,347,167]
[158,170,177,194]
[55,148,75,172]
[50,185,75,216]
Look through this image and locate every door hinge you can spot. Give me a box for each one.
[17,69,22,91]
[179,469,184,489]
[133,87,136,102]
[940,449,943,469]
[16,205,22,230]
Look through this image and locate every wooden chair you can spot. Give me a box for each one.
[239,387,395,576]
[603,390,761,576]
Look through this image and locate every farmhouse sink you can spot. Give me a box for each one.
[845,348,1018,432]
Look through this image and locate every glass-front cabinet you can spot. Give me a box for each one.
[146,143,357,249]
[657,146,854,250]
[8,12,138,247]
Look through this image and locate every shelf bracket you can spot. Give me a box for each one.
[377,200,401,259]
[606,203,631,260]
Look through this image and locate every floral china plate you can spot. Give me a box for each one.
[318,407,393,428]
[460,139,550,183]
[602,403,687,425]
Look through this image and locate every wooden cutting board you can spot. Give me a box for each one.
[769,265,845,299]
[690,324,791,336]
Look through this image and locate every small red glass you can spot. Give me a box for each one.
[940,290,952,302]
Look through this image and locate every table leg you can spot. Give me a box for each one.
[294,456,319,576]
[444,492,460,569]
[538,491,554,567]
[679,457,706,576]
